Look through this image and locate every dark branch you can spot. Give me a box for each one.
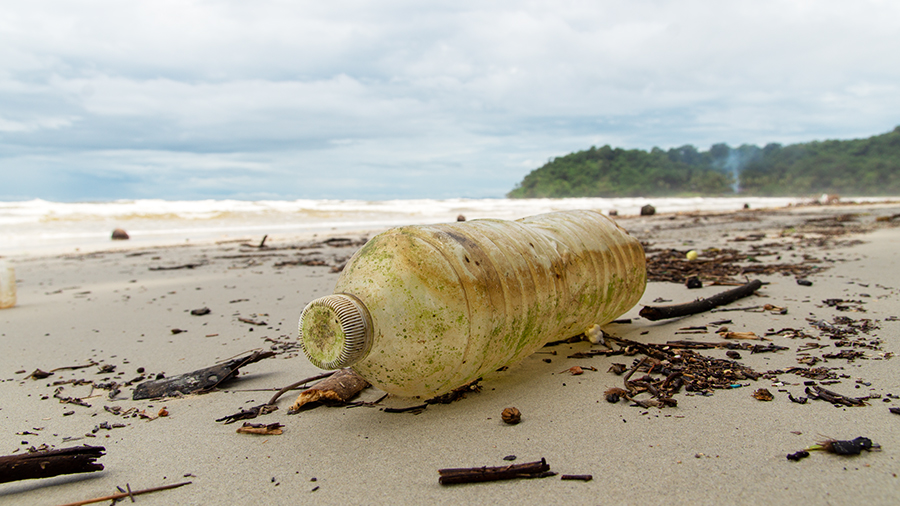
[639,279,763,321]
[0,446,105,484]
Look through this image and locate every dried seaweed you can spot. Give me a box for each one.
[644,247,820,284]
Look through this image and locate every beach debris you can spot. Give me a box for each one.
[643,246,819,285]
[889,407,900,415]
[685,276,702,289]
[438,458,553,485]
[242,234,269,248]
[640,204,656,216]
[54,387,92,408]
[57,481,192,506]
[583,324,607,345]
[457,214,466,221]
[236,422,284,435]
[605,387,628,403]
[797,279,813,286]
[111,228,129,240]
[132,350,275,400]
[149,261,207,271]
[685,250,699,261]
[804,385,868,406]
[751,388,774,401]
[501,407,522,425]
[607,363,627,375]
[289,368,370,412]
[608,210,618,216]
[807,436,880,455]
[216,403,279,424]
[596,335,763,405]
[238,316,267,326]
[720,331,764,340]
[0,445,105,484]
[788,393,808,404]
[786,450,810,461]
[560,474,593,481]
[190,307,211,316]
[382,404,428,414]
[27,368,53,379]
[26,360,101,380]
[426,378,483,405]
[639,279,763,321]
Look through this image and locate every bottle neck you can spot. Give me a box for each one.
[298,293,373,369]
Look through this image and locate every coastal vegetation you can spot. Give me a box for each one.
[507,126,900,198]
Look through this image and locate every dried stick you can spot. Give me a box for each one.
[439,458,551,485]
[0,446,104,484]
[639,279,763,321]
[55,481,192,506]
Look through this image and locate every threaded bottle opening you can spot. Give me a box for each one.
[299,293,373,369]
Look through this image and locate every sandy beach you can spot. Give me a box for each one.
[2,202,899,505]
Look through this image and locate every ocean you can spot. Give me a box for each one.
[0,196,891,256]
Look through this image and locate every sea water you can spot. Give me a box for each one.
[0,196,892,256]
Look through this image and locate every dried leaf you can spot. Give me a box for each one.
[236,422,284,435]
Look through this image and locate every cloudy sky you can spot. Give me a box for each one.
[2,1,898,201]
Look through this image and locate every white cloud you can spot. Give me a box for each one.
[1,1,899,200]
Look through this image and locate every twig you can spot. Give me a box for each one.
[560,474,593,481]
[49,362,100,373]
[438,458,551,485]
[55,481,192,506]
[805,385,868,406]
[383,404,427,413]
[639,280,763,321]
[148,262,206,271]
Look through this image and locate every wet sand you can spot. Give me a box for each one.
[1,203,899,505]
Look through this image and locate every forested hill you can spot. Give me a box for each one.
[507,126,900,198]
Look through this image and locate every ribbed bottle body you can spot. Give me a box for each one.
[324,210,645,397]
[0,260,16,309]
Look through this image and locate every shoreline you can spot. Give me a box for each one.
[1,203,899,505]
[4,196,898,259]
[5,198,899,261]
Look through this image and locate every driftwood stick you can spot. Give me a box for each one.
[439,458,551,485]
[55,481,192,506]
[0,446,105,484]
[806,385,867,406]
[639,280,763,321]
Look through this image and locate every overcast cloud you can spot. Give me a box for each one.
[2,1,898,201]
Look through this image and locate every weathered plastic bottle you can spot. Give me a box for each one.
[0,260,16,309]
[298,210,646,397]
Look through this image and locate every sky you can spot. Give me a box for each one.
[2,1,899,202]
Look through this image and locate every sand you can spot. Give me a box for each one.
[1,203,899,505]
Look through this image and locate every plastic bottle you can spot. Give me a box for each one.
[0,260,16,309]
[298,209,646,397]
